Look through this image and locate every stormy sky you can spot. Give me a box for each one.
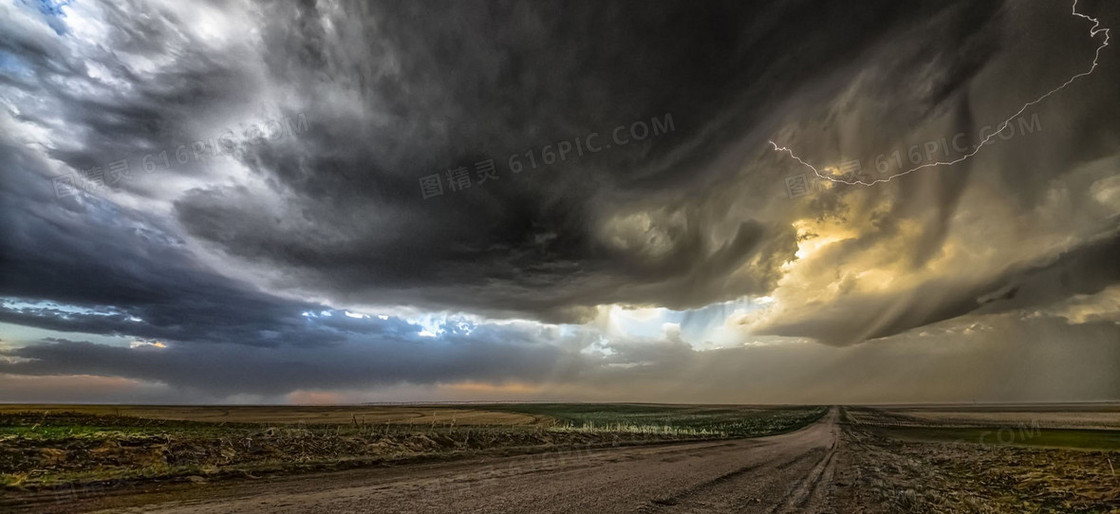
[1,0,1117,404]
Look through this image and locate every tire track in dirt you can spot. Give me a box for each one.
[770,440,837,513]
[638,447,823,513]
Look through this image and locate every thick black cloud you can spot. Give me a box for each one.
[0,0,1010,321]
[166,0,1011,320]
[0,145,335,347]
[1,0,1118,387]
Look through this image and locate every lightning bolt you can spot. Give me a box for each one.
[769,0,1111,187]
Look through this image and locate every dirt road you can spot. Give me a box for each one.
[95,408,841,513]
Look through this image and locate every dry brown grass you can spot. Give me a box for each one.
[834,426,1120,513]
[834,406,1120,512]
[0,407,743,496]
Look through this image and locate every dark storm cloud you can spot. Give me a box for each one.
[169,0,1009,321]
[0,158,371,349]
[1,0,1118,377]
[0,0,1001,322]
[0,129,427,351]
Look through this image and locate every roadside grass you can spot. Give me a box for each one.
[546,423,724,437]
[492,404,828,437]
[0,411,536,489]
[0,405,825,491]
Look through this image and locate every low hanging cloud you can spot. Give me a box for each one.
[2,310,1117,403]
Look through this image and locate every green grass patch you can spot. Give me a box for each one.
[876,426,1120,450]
[491,404,827,437]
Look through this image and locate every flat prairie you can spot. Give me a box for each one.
[0,404,538,426]
[3,404,1118,513]
[0,403,826,512]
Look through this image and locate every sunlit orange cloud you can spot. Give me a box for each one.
[443,381,544,395]
[286,390,346,405]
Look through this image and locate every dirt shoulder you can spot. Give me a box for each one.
[831,412,1120,512]
[1,429,723,506]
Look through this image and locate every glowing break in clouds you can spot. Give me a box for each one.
[769,0,1111,187]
